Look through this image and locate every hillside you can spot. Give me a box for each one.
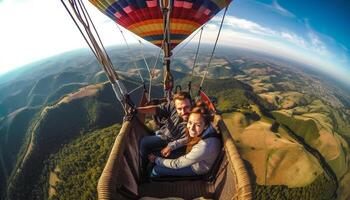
[233,62,350,199]
[46,124,121,200]
[199,76,339,198]
[5,80,142,200]
[0,107,40,197]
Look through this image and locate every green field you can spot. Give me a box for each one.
[272,111,320,144]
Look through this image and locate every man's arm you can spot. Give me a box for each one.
[155,142,207,169]
[137,105,158,115]
[138,101,171,117]
[161,136,188,157]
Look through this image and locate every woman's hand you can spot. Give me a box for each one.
[148,153,157,163]
[161,146,172,157]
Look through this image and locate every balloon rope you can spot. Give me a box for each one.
[81,0,116,71]
[77,0,117,81]
[116,25,144,83]
[61,0,98,69]
[62,0,117,82]
[188,27,204,94]
[199,6,229,92]
[139,40,151,77]
[138,40,153,100]
[151,48,162,79]
[172,26,204,58]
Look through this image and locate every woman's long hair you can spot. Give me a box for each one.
[185,101,212,153]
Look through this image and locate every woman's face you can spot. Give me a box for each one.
[187,113,206,137]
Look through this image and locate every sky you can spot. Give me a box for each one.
[0,0,349,86]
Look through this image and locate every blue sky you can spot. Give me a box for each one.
[0,0,349,86]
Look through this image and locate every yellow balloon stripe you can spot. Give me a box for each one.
[127,19,200,37]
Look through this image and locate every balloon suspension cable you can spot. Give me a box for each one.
[151,48,162,79]
[116,24,144,84]
[83,1,115,72]
[160,0,174,99]
[138,40,152,100]
[172,24,206,58]
[61,0,132,113]
[149,48,163,99]
[198,6,229,95]
[117,23,155,86]
[128,84,145,96]
[74,0,117,82]
[61,1,97,63]
[188,27,204,96]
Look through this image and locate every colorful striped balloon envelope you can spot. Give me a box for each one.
[89,0,232,50]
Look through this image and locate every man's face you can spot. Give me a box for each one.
[174,99,192,121]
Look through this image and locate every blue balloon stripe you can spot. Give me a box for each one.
[144,34,189,41]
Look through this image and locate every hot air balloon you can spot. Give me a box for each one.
[89,0,231,49]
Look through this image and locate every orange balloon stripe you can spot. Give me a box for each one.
[127,19,199,41]
[126,19,200,31]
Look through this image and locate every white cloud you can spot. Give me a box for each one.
[210,15,335,62]
[339,43,348,52]
[307,31,329,56]
[214,16,276,36]
[205,23,218,31]
[271,0,296,18]
[280,32,307,48]
[255,0,295,18]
